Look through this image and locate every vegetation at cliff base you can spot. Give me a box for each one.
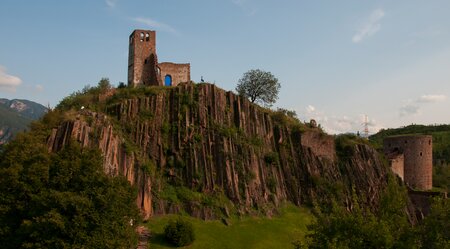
[147,204,312,249]
[297,178,450,249]
[164,218,195,247]
[0,132,140,248]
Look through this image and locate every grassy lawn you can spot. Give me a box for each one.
[145,204,313,249]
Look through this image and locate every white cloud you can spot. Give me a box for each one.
[352,9,385,43]
[399,104,420,117]
[299,105,384,135]
[306,104,315,113]
[0,66,22,92]
[35,84,44,92]
[105,0,117,8]
[399,94,447,117]
[132,17,179,35]
[417,94,447,103]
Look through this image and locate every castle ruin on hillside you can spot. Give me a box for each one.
[383,135,433,190]
[128,29,190,87]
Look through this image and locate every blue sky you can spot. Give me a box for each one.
[1,0,450,134]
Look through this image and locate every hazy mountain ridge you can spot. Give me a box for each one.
[0,98,47,144]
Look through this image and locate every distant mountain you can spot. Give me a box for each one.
[0,98,47,144]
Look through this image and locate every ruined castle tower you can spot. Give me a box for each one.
[383,135,433,190]
[128,30,161,87]
[127,29,191,87]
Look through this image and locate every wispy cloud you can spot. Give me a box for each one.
[105,0,117,8]
[132,17,179,35]
[231,0,257,16]
[417,94,447,103]
[35,84,44,92]
[300,105,383,134]
[0,66,22,92]
[399,94,447,117]
[399,104,420,117]
[352,9,385,43]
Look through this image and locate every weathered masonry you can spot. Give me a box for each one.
[383,135,432,190]
[128,29,191,87]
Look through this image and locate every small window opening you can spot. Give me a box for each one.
[140,32,144,41]
[404,140,408,144]
[429,140,431,145]
[420,152,423,156]
[144,59,148,64]
[145,33,150,41]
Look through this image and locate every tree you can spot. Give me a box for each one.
[0,133,140,249]
[236,69,280,106]
[164,218,195,247]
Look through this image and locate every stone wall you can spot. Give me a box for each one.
[383,135,432,190]
[128,30,160,87]
[386,152,404,181]
[158,62,190,86]
[299,131,335,161]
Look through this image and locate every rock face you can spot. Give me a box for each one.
[47,83,389,219]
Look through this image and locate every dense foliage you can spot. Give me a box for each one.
[164,218,195,247]
[0,131,140,248]
[236,69,280,106]
[296,178,450,249]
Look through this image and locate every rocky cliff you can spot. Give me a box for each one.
[47,83,390,219]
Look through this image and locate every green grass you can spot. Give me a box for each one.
[145,204,313,249]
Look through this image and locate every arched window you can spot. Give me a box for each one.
[140,32,144,41]
[145,33,150,41]
[165,75,172,86]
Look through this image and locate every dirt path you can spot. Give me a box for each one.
[136,226,151,249]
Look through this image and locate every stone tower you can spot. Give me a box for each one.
[383,135,433,190]
[128,30,161,87]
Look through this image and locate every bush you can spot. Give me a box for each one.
[164,218,195,247]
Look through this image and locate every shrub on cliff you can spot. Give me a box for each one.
[164,218,195,247]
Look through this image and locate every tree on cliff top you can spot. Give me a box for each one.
[236,69,280,106]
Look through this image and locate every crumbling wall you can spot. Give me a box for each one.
[299,130,335,161]
[386,152,404,181]
[158,62,190,86]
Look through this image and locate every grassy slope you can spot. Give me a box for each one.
[146,204,313,249]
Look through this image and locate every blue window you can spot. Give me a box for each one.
[164,75,172,86]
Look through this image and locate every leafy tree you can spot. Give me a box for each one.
[164,218,195,247]
[236,69,280,106]
[0,133,140,249]
[98,77,112,91]
[298,179,419,249]
[417,197,450,249]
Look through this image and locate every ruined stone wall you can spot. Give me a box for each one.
[384,135,432,190]
[158,62,190,86]
[386,153,404,181]
[128,30,161,87]
[299,130,335,161]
